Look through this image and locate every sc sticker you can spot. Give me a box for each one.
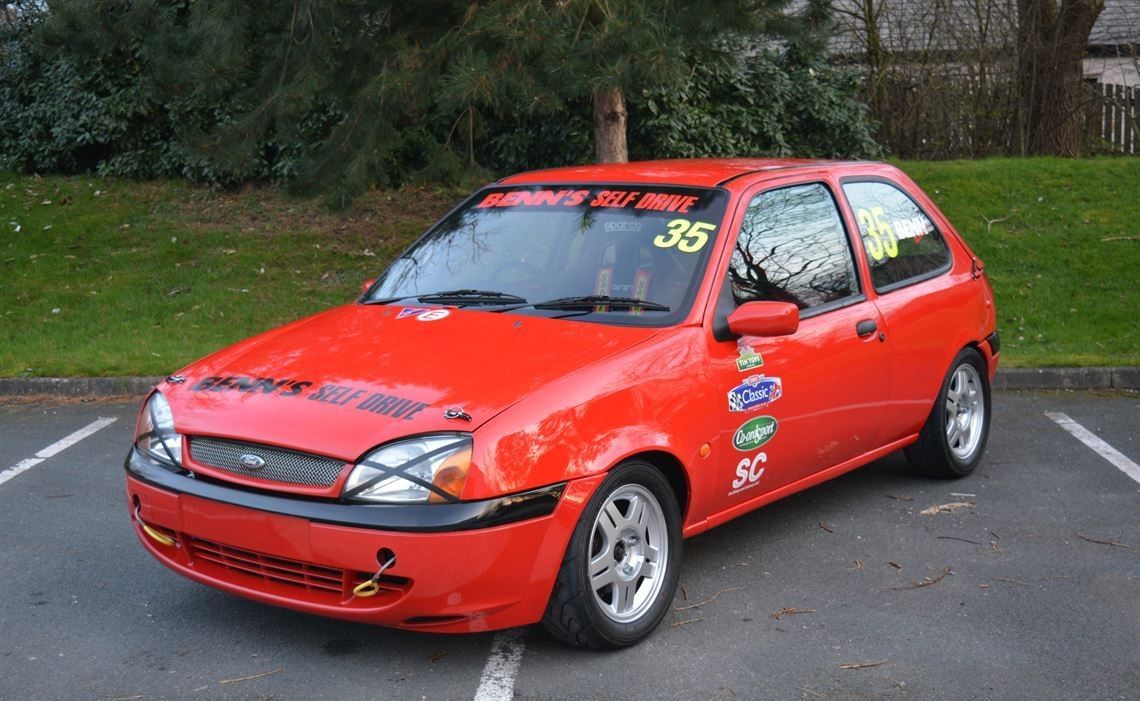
[730,452,766,495]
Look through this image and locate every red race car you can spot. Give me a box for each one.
[126,159,998,648]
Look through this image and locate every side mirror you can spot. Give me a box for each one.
[360,278,375,295]
[727,301,799,337]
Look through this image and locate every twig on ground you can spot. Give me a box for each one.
[1100,236,1139,242]
[982,214,1012,233]
[890,567,952,591]
[886,494,914,502]
[987,529,1000,540]
[771,607,816,620]
[819,521,834,533]
[888,561,902,570]
[839,659,888,670]
[219,669,283,685]
[1074,532,1131,548]
[920,502,975,515]
[670,617,702,628]
[996,577,1031,586]
[937,536,983,545]
[427,651,448,664]
[675,587,742,612]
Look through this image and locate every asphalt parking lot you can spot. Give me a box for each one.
[1,391,1137,701]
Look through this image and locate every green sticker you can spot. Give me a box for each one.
[736,353,764,372]
[733,416,778,451]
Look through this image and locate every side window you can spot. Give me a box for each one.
[842,181,951,290]
[728,183,859,312]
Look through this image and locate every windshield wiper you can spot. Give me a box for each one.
[417,289,527,305]
[364,289,527,307]
[530,295,671,312]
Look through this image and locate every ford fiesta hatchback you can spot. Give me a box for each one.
[125,159,999,648]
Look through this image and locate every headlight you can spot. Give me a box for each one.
[342,434,471,504]
[135,391,184,466]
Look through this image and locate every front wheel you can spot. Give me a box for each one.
[541,461,682,648]
[905,347,992,478]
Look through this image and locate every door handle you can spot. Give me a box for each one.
[856,319,877,337]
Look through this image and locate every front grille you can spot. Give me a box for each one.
[188,537,346,595]
[187,436,346,487]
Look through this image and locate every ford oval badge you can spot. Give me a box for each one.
[239,454,267,470]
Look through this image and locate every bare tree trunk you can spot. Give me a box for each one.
[1017,0,1104,156]
[593,86,628,163]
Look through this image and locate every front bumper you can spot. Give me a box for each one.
[125,447,601,632]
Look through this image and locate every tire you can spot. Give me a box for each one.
[541,461,682,649]
[905,347,992,478]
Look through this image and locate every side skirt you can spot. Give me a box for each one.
[682,433,919,538]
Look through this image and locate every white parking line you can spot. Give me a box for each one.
[472,628,526,701]
[0,417,119,488]
[1046,411,1140,485]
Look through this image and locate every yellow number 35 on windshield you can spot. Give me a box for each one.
[654,219,715,253]
[857,207,899,261]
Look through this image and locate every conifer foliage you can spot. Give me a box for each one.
[0,0,877,203]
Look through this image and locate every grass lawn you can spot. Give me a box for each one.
[1,157,1137,376]
[901,158,1139,367]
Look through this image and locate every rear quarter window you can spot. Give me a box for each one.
[842,181,951,291]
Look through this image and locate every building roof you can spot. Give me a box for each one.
[826,0,1140,56]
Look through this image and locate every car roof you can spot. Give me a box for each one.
[498,158,881,188]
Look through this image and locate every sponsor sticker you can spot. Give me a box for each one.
[189,377,430,421]
[397,307,450,321]
[732,416,778,451]
[730,452,767,494]
[736,343,764,372]
[727,374,782,413]
[416,309,450,322]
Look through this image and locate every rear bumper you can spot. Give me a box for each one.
[125,448,601,633]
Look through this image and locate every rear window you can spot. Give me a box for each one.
[842,181,951,291]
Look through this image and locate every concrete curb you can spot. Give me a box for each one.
[992,367,1139,391]
[0,376,164,397]
[0,368,1136,398]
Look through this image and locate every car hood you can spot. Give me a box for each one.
[162,304,662,461]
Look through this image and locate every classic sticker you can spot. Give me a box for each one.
[732,416,778,451]
[727,375,782,413]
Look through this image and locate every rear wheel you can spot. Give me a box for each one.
[905,347,991,478]
[541,461,682,648]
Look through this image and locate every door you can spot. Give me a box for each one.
[709,182,891,512]
[839,179,966,444]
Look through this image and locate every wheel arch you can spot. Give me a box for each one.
[620,450,691,522]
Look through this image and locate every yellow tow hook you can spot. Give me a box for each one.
[352,553,397,598]
[134,502,176,547]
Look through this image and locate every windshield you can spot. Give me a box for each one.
[367,184,729,325]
